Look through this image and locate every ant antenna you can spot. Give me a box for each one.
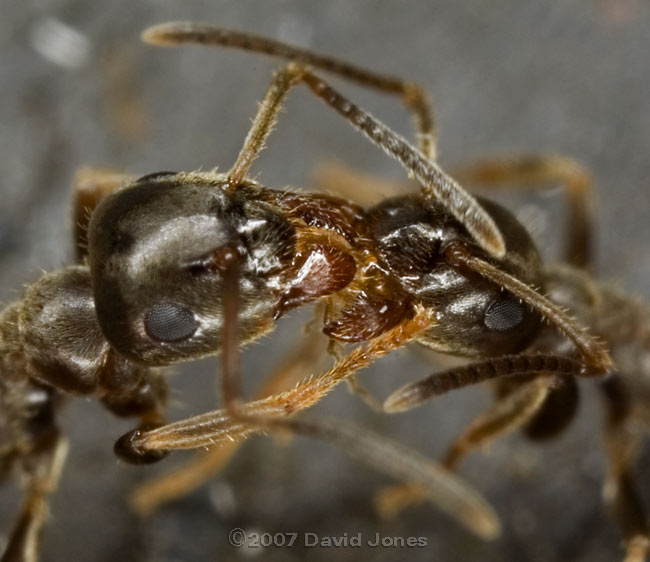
[142,22,506,258]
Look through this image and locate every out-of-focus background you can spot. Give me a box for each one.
[1,1,650,561]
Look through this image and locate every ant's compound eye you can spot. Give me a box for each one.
[483,296,525,332]
[144,302,199,343]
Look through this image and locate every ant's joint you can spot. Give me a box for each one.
[114,428,169,465]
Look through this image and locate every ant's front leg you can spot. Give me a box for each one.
[111,258,444,514]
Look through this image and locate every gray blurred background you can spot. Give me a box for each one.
[1,1,650,561]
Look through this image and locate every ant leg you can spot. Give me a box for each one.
[442,376,552,470]
[328,338,383,411]
[113,207,429,457]
[143,23,437,159]
[134,293,499,543]
[451,156,594,269]
[71,168,134,262]
[135,416,500,539]
[600,377,650,562]
[224,61,434,190]
[378,355,587,518]
[345,374,383,412]
[268,416,501,540]
[129,326,329,516]
[311,160,412,205]
[143,24,504,257]
[313,154,593,266]
[284,68,504,256]
[375,377,552,517]
[225,65,301,186]
[1,436,68,562]
[516,375,580,440]
[215,242,428,427]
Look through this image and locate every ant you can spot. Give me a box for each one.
[0,20,646,561]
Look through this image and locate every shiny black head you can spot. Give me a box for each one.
[87,172,295,365]
[367,195,543,357]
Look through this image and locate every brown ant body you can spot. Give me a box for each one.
[0,21,647,561]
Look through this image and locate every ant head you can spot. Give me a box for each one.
[88,171,295,365]
[367,195,543,358]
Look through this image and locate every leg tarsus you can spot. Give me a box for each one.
[1,437,68,562]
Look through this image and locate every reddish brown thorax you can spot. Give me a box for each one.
[263,189,414,341]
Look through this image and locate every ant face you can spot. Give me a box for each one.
[88,172,295,365]
[367,196,544,357]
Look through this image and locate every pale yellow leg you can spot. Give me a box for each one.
[376,378,551,518]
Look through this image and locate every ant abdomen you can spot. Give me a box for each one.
[367,195,543,357]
